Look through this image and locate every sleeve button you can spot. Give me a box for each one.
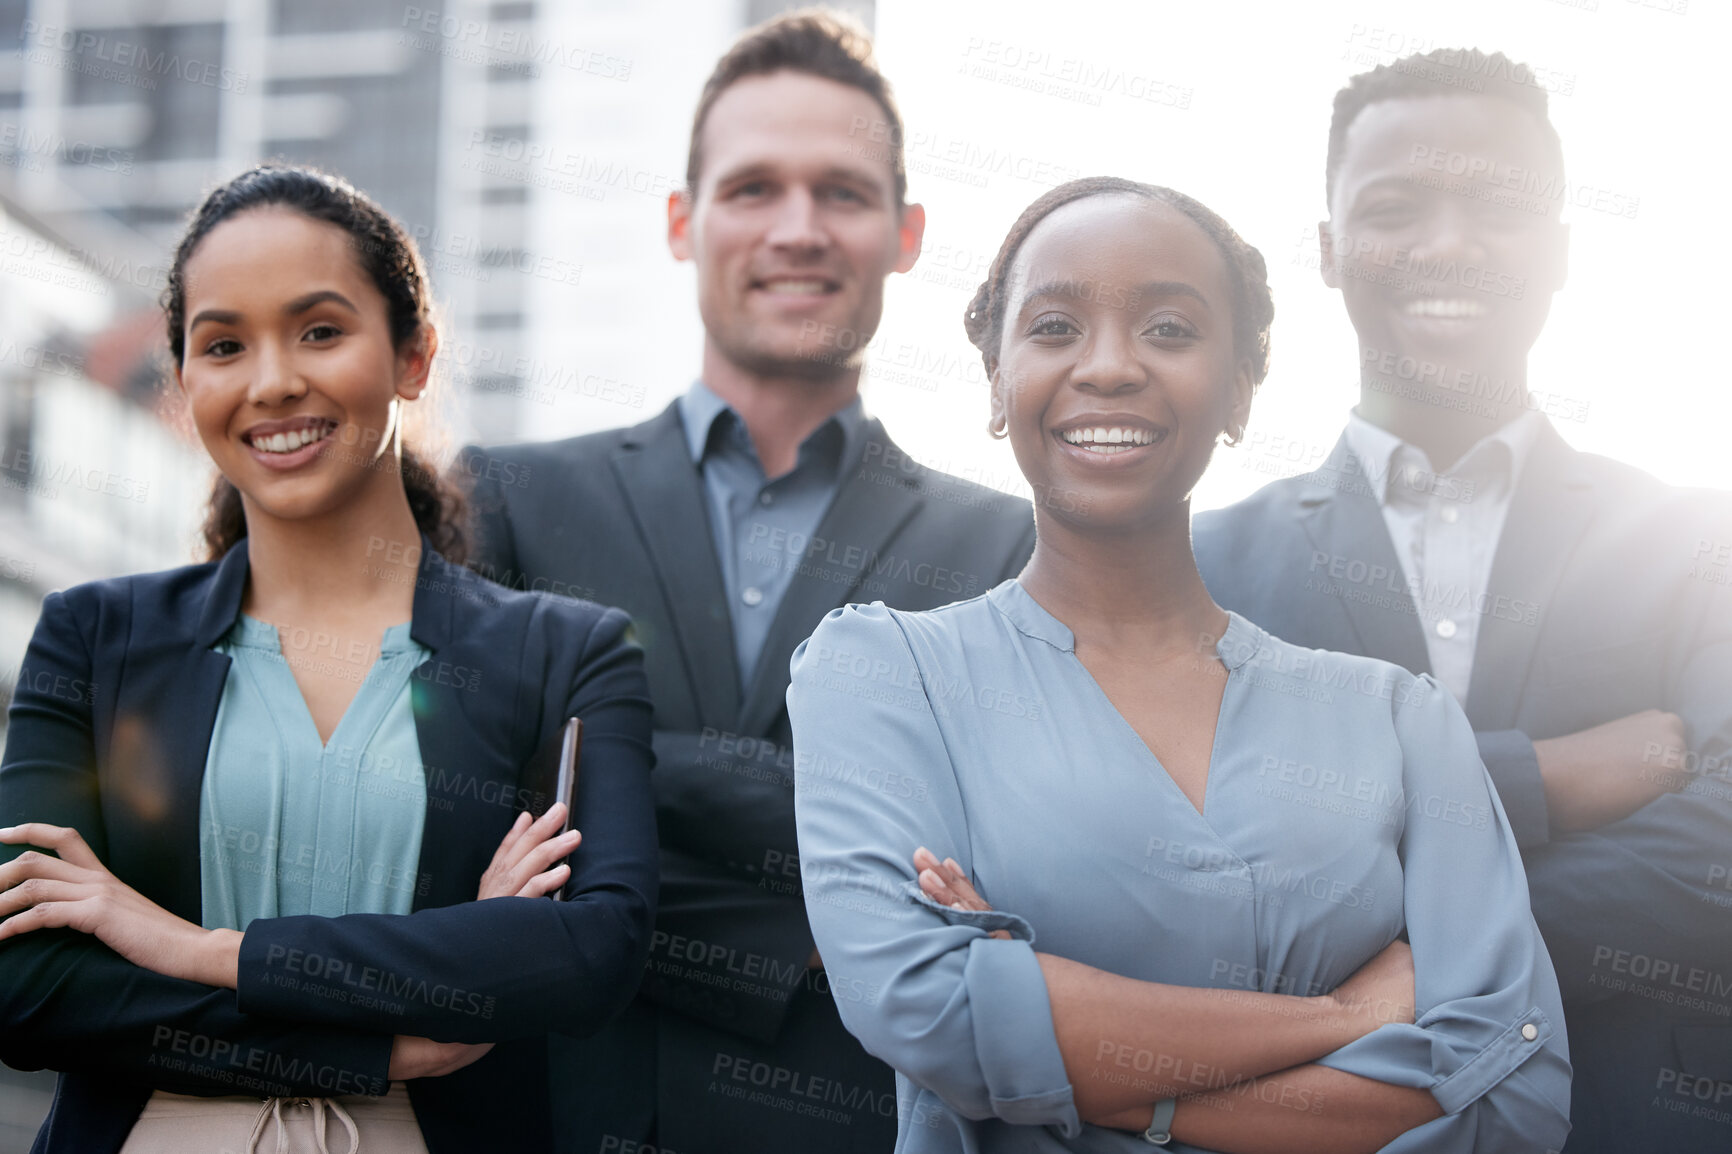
[1521,1023,1539,1042]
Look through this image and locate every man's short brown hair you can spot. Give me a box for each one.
[685,7,908,207]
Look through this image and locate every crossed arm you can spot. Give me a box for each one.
[916,850,1440,1153]
[0,805,585,1081]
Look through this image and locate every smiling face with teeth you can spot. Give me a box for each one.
[176,207,434,531]
[1322,94,1568,399]
[991,194,1252,533]
[668,71,924,387]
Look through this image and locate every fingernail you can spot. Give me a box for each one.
[0,828,13,838]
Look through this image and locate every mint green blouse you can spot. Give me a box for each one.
[197,615,430,930]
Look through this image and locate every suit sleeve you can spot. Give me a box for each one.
[636,847,814,1043]
[634,728,816,1042]
[788,605,1080,1133]
[651,730,800,877]
[459,443,524,590]
[1519,563,1732,1003]
[1475,729,1550,849]
[234,604,658,1043]
[0,591,393,1098]
[1317,678,1572,1152]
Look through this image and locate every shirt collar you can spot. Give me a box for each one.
[987,578,1262,671]
[678,379,733,464]
[827,394,869,476]
[1343,408,1547,509]
[1342,412,1405,506]
[1481,408,1545,489]
[677,378,870,473]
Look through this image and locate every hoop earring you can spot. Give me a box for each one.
[1222,426,1243,447]
[987,414,1008,440]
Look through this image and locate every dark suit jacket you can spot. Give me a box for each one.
[465,400,1036,1153]
[1195,421,1732,1153]
[0,540,658,1154]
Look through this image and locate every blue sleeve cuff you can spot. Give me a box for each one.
[904,887,1078,1134]
[1430,1007,1555,1115]
[1318,1003,1565,1117]
[963,938,1080,1136]
[1478,730,1549,849]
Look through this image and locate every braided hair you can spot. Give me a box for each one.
[964,177,1274,388]
[164,164,468,564]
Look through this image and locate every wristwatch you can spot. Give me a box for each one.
[1143,1097,1176,1145]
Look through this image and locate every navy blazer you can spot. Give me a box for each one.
[0,539,658,1154]
[1195,421,1732,1153]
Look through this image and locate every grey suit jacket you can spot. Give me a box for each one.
[1195,420,1732,1153]
[463,400,1035,1154]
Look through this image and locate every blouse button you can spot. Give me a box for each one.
[1521,1023,1539,1042]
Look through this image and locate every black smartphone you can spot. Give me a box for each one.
[551,717,582,901]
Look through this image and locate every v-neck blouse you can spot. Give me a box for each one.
[198,614,430,930]
[787,579,1570,1153]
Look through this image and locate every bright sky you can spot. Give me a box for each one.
[861,0,1726,510]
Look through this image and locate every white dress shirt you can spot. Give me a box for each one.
[1342,409,1545,701]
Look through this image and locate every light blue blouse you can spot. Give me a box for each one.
[198,615,430,930]
[787,580,1570,1153]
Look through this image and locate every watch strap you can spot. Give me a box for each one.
[1143,1097,1176,1145]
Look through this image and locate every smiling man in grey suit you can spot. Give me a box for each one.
[1195,48,1732,1151]
[464,12,1033,1154]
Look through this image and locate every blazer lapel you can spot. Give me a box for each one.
[735,420,924,736]
[128,543,246,921]
[406,544,511,911]
[610,403,742,725]
[1465,421,1597,729]
[1297,436,1432,675]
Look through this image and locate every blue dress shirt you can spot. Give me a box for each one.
[678,380,865,684]
[787,581,1571,1153]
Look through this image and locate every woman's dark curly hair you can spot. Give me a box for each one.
[165,163,467,564]
[964,176,1274,388]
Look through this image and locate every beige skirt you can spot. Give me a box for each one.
[119,1081,428,1154]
